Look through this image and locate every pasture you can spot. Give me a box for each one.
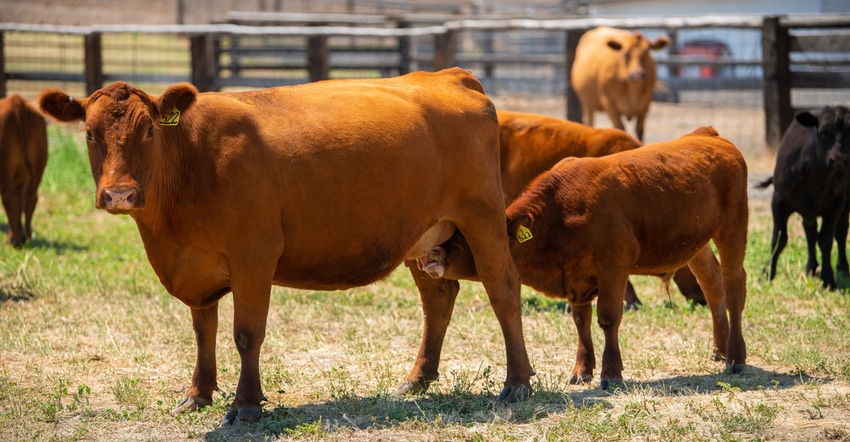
[1,116,850,441]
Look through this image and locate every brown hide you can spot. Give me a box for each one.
[38,68,533,423]
[497,109,641,204]
[495,109,705,307]
[430,126,748,387]
[570,26,670,142]
[0,95,48,247]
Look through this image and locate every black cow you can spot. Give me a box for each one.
[758,106,850,289]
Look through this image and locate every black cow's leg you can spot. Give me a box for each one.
[395,260,459,395]
[173,302,219,415]
[767,197,791,281]
[802,216,821,278]
[836,204,850,274]
[818,209,842,289]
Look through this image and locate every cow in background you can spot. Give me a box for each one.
[39,68,534,423]
[496,109,706,307]
[570,26,670,142]
[420,127,749,388]
[0,95,48,247]
[758,106,850,289]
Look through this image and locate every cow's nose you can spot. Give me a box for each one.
[628,71,647,81]
[102,187,137,209]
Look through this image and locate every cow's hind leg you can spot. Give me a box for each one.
[766,197,792,281]
[835,204,850,274]
[596,272,629,389]
[455,220,533,402]
[714,218,748,373]
[801,216,822,278]
[395,260,459,396]
[173,302,219,415]
[686,245,729,362]
[1,182,25,247]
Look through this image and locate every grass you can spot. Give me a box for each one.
[1,124,849,441]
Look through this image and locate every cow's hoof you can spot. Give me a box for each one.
[711,352,725,362]
[222,405,263,424]
[726,363,746,375]
[600,378,623,391]
[568,373,593,385]
[624,302,641,311]
[171,396,212,415]
[392,379,430,396]
[497,384,532,403]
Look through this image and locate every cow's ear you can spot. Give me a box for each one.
[651,36,671,51]
[156,82,198,117]
[795,111,819,128]
[606,40,623,51]
[38,89,86,122]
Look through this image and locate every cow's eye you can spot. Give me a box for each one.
[86,130,93,141]
[146,126,154,138]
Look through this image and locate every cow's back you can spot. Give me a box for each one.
[497,109,640,202]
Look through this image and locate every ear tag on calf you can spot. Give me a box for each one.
[516,225,533,243]
[158,106,181,126]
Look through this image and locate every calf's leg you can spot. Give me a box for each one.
[686,245,729,361]
[395,261,459,395]
[1,183,25,247]
[568,301,595,384]
[596,272,628,389]
[835,204,850,274]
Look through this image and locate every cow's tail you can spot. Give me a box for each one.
[756,177,773,189]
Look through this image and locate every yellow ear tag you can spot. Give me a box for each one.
[158,106,180,126]
[516,225,533,243]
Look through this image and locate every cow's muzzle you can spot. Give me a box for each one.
[98,185,144,213]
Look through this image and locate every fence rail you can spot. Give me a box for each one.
[2,14,850,148]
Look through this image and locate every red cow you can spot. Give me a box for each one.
[0,95,48,247]
[496,109,705,307]
[421,127,748,388]
[38,68,534,423]
[570,26,670,142]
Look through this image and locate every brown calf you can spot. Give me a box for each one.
[0,95,48,247]
[422,127,748,388]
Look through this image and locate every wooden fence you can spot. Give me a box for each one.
[2,14,850,148]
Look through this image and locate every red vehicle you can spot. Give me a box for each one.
[675,39,733,78]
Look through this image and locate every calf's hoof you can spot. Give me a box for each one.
[171,396,212,415]
[600,377,624,391]
[568,373,593,385]
[498,384,532,403]
[726,362,746,375]
[392,379,431,396]
[223,405,263,424]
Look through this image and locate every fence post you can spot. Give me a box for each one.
[190,33,214,92]
[433,30,457,71]
[397,20,411,75]
[762,16,792,150]
[0,32,6,98]
[565,29,584,123]
[307,35,330,82]
[84,32,103,95]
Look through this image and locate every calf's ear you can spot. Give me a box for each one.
[156,82,198,117]
[38,89,86,122]
[795,111,819,128]
[507,213,534,242]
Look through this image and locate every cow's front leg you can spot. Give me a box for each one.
[394,260,459,395]
[597,274,628,389]
[569,302,595,384]
[173,302,219,414]
[223,278,272,424]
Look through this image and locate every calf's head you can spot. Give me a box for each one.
[607,32,670,82]
[39,82,197,214]
[798,106,850,170]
